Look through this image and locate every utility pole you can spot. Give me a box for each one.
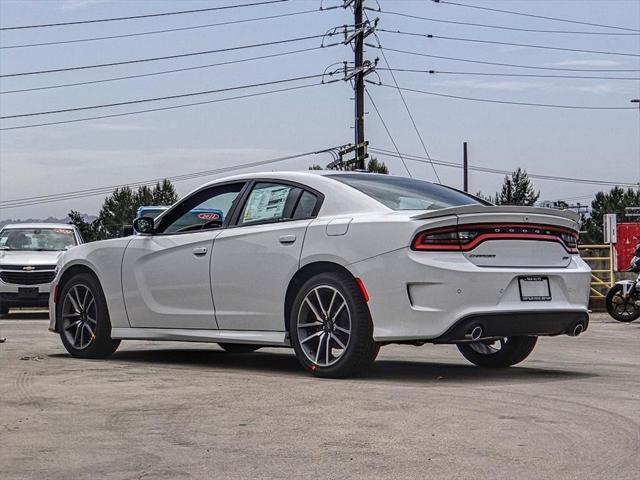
[340,0,376,170]
[463,141,469,192]
[353,0,366,170]
[632,99,639,190]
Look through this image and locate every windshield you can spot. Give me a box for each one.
[0,228,77,251]
[327,174,489,211]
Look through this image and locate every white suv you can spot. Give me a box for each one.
[0,223,84,314]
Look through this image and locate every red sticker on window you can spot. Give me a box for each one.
[197,213,220,221]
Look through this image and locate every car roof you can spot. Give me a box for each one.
[1,223,76,230]
[197,170,426,191]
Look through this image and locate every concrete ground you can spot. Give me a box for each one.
[0,312,638,480]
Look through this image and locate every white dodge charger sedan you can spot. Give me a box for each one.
[49,171,591,377]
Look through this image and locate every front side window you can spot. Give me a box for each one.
[0,227,77,251]
[158,183,245,234]
[327,174,488,211]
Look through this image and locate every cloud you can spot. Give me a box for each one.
[86,123,152,132]
[576,84,617,94]
[432,79,544,92]
[550,59,623,67]
[59,0,110,10]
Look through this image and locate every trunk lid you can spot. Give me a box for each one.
[412,205,579,268]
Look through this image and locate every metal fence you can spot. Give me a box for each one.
[578,244,615,299]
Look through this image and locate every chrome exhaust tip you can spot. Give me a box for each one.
[571,323,584,337]
[465,325,483,341]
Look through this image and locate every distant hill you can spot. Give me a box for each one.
[0,214,97,229]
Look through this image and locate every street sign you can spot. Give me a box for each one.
[604,213,617,244]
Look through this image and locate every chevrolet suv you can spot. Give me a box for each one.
[0,223,83,314]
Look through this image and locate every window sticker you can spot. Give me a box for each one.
[196,212,221,222]
[54,229,74,235]
[243,185,291,223]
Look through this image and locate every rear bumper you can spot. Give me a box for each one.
[348,248,591,341]
[433,310,589,343]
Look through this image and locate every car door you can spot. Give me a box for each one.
[210,181,323,331]
[122,182,247,329]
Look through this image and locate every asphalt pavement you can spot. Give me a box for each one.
[1,311,638,480]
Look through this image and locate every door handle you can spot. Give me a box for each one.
[193,246,208,256]
[279,235,296,244]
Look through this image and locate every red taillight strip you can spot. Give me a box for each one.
[412,223,579,254]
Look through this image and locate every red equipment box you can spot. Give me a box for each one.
[616,223,640,271]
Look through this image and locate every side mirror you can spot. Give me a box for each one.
[133,217,155,235]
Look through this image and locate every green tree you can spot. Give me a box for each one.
[68,210,101,242]
[493,168,540,206]
[68,180,179,241]
[366,157,389,174]
[581,187,640,243]
[151,179,178,205]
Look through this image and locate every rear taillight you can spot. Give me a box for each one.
[412,227,464,251]
[412,224,579,253]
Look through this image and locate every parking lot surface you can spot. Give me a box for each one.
[1,311,638,480]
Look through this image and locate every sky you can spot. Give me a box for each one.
[0,0,639,221]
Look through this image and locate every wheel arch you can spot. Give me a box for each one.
[53,263,102,332]
[284,261,364,333]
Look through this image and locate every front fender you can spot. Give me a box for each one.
[49,238,132,332]
[614,280,637,297]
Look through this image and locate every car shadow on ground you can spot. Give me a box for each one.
[72,347,598,385]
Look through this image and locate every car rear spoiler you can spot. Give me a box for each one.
[410,205,580,222]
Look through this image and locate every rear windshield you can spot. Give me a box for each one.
[0,227,77,251]
[328,174,488,211]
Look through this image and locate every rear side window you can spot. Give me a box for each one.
[292,191,318,219]
[239,183,320,225]
[328,174,487,211]
[240,183,299,225]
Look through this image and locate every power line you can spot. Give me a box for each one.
[370,26,441,182]
[0,34,328,78]
[0,146,346,209]
[381,47,640,73]
[0,46,335,95]
[0,0,288,30]
[377,68,640,81]
[376,83,637,110]
[0,74,326,119]
[365,89,412,177]
[0,83,322,131]
[369,147,638,187]
[0,9,320,49]
[378,29,640,58]
[433,0,640,33]
[378,10,640,36]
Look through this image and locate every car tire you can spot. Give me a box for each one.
[57,272,120,359]
[606,285,640,322]
[457,336,537,368]
[0,305,9,315]
[218,343,261,353]
[290,271,379,378]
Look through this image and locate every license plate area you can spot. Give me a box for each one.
[18,287,39,298]
[518,276,551,301]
